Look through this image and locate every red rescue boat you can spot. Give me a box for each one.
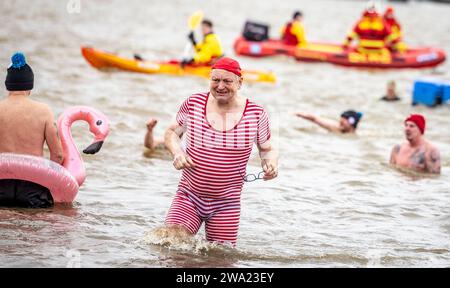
[233,37,446,69]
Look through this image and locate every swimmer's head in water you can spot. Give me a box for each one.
[386,80,398,98]
[405,114,425,137]
[341,110,363,129]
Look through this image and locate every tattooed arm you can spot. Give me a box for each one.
[425,147,441,174]
[410,149,426,170]
[389,144,400,165]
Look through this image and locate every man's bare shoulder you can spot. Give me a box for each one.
[0,98,9,106]
[28,100,54,116]
[423,140,441,174]
[392,142,408,152]
[425,141,440,163]
[28,99,50,109]
[425,140,440,152]
[0,98,51,115]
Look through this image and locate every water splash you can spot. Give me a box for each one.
[140,226,230,255]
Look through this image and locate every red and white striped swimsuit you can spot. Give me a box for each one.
[165,92,271,245]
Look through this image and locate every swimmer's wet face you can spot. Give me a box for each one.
[339,117,353,132]
[210,69,242,104]
[387,81,396,98]
[404,121,421,141]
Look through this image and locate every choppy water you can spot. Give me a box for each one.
[0,0,449,267]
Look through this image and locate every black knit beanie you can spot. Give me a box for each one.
[5,52,34,91]
[341,110,363,128]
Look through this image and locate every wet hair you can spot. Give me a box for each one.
[340,110,363,129]
[293,11,302,19]
[202,19,213,28]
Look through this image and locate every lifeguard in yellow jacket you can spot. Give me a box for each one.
[280,11,307,47]
[182,19,223,66]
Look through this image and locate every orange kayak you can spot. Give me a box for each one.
[81,46,276,83]
[234,37,446,69]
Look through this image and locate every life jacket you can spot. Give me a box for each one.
[352,15,391,51]
[193,33,224,65]
[282,22,299,46]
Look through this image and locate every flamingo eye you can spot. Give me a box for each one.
[96,120,102,126]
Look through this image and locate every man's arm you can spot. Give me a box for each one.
[389,144,400,165]
[144,130,153,150]
[144,119,156,150]
[425,147,441,174]
[295,112,341,133]
[44,109,64,165]
[164,123,194,170]
[257,140,278,181]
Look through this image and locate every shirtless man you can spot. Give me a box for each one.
[295,110,363,134]
[390,114,440,174]
[0,52,63,208]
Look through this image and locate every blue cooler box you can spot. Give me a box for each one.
[442,82,450,105]
[412,78,443,107]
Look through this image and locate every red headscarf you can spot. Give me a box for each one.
[405,114,426,134]
[211,57,242,77]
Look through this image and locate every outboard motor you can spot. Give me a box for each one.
[242,21,270,42]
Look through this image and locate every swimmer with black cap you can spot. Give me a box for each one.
[295,110,363,134]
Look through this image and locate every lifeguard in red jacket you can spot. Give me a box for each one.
[383,6,407,53]
[343,4,391,54]
[280,11,307,47]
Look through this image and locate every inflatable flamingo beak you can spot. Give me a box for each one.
[83,141,104,154]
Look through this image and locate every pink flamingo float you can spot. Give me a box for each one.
[0,106,110,203]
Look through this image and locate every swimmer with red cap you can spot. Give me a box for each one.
[161,57,278,246]
[390,114,441,174]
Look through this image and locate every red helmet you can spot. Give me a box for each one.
[384,6,394,18]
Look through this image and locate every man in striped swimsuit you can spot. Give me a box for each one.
[164,57,278,246]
